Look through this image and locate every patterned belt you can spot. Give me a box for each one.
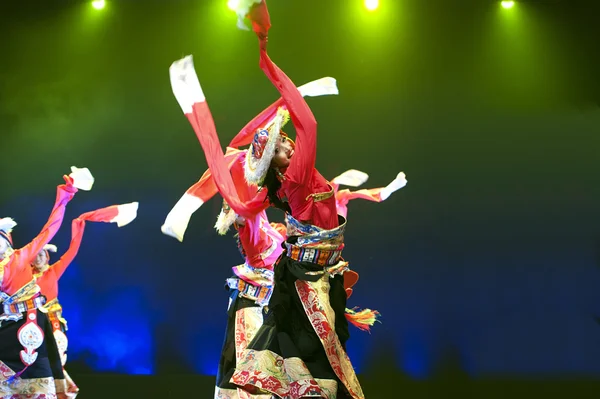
[1,295,46,322]
[4,296,46,314]
[285,243,342,266]
[226,278,272,307]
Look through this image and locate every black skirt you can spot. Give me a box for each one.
[0,309,65,390]
[232,255,354,399]
[215,285,263,391]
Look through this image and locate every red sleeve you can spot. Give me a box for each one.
[341,188,383,203]
[188,103,268,218]
[50,218,86,280]
[13,184,77,271]
[189,168,219,203]
[236,216,264,267]
[247,3,318,186]
[335,189,351,204]
[258,50,317,186]
[187,149,244,203]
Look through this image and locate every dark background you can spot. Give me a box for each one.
[1,0,599,397]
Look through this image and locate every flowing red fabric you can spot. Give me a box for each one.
[36,204,131,301]
[186,103,267,220]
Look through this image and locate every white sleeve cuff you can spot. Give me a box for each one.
[69,166,95,191]
[110,202,139,227]
[169,55,206,114]
[161,194,204,242]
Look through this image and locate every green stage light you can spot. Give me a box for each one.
[92,0,105,10]
[365,0,379,11]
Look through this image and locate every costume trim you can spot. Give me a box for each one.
[227,278,272,307]
[231,350,335,398]
[295,279,364,399]
[0,361,57,397]
[305,185,334,202]
[243,107,288,185]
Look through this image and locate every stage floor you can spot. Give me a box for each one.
[72,372,599,398]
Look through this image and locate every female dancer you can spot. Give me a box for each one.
[31,202,139,397]
[168,2,368,396]
[161,76,338,243]
[162,143,283,398]
[0,167,93,399]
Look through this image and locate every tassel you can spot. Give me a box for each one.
[345,307,381,332]
[5,367,27,384]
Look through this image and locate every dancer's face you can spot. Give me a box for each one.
[271,135,294,169]
[33,250,48,269]
[0,237,9,256]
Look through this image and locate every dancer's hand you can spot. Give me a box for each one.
[62,175,78,194]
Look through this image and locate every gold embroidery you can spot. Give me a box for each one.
[0,361,57,396]
[305,184,334,202]
[2,279,41,306]
[234,307,264,365]
[295,280,365,398]
[214,386,272,399]
[232,350,338,398]
[314,378,338,399]
[54,378,67,393]
[43,299,63,314]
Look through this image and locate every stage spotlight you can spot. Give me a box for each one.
[92,0,105,10]
[501,1,515,8]
[365,0,379,11]
[227,0,240,11]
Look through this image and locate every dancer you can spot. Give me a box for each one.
[161,76,339,243]
[162,77,339,399]
[168,3,368,397]
[165,145,285,398]
[0,167,93,399]
[163,144,285,399]
[31,202,139,397]
[214,200,286,398]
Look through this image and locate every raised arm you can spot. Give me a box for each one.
[162,148,248,241]
[243,3,324,185]
[257,50,318,186]
[170,56,267,219]
[14,178,77,269]
[335,172,408,218]
[50,218,86,280]
[51,202,138,277]
[338,188,384,204]
[228,77,339,149]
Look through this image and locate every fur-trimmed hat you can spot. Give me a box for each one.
[244,106,290,185]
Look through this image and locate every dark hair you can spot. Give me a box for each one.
[234,232,247,261]
[261,168,291,213]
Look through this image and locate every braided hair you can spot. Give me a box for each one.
[261,167,291,214]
